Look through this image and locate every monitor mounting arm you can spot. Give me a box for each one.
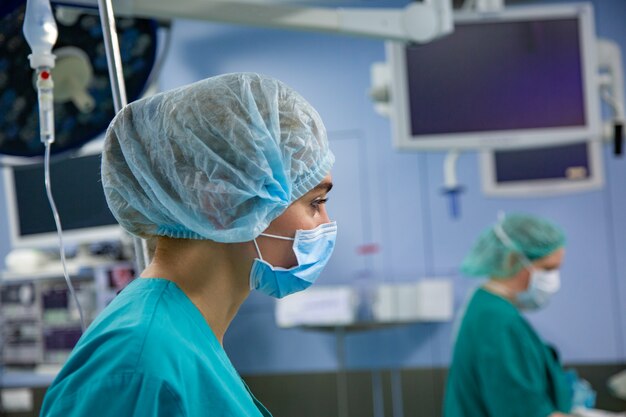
[55,0,454,44]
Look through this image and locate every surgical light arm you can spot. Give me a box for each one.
[55,0,454,43]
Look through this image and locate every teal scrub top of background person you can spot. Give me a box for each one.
[443,288,572,417]
[40,278,272,417]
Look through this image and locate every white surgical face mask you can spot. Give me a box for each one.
[516,268,561,310]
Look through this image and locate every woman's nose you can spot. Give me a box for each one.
[320,207,331,224]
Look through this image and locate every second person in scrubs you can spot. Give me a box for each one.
[444,213,575,417]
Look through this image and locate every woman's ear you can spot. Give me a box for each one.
[504,252,531,281]
[505,252,522,273]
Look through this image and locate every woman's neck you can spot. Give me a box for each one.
[140,237,254,344]
[482,279,519,304]
[482,270,530,303]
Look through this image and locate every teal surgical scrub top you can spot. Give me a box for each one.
[41,278,272,417]
[443,288,572,417]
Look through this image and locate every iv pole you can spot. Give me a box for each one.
[96,0,151,271]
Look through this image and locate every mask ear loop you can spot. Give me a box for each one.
[259,233,295,241]
[253,233,296,261]
[492,219,538,299]
[493,221,534,271]
[253,239,264,261]
[487,219,534,298]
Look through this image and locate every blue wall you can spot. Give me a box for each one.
[1,0,625,374]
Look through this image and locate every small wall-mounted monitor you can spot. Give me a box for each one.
[387,3,601,151]
[2,152,122,249]
[480,140,604,197]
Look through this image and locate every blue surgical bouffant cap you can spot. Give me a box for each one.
[461,213,566,279]
[101,73,334,243]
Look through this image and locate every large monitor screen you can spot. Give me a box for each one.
[387,4,601,151]
[3,153,121,248]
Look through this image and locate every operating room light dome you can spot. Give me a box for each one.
[0,0,158,157]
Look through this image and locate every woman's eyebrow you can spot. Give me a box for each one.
[311,182,333,193]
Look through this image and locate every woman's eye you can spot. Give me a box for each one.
[311,198,328,209]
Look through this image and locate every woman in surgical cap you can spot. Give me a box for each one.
[443,213,585,417]
[40,73,336,417]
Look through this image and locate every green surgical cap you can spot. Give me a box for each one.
[461,213,566,279]
[102,73,334,243]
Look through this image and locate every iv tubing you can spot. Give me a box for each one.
[43,136,87,332]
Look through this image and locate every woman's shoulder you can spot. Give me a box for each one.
[46,278,224,403]
[467,288,520,321]
[461,288,535,340]
[83,278,218,364]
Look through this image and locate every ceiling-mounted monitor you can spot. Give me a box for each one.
[480,140,604,197]
[2,152,122,249]
[386,3,601,151]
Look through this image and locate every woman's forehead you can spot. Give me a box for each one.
[535,247,565,268]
